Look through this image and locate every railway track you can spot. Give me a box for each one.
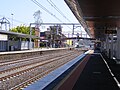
[0,51,79,75]
[0,50,71,66]
[0,49,83,90]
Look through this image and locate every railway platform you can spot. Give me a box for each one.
[24,50,120,90]
[72,51,120,90]
[0,47,84,90]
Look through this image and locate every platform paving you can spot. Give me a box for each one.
[73,51,120,90]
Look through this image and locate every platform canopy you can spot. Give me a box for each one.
[65,0,120,41]
[0,30,40,39]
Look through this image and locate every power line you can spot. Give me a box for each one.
[31,0,63,22]
[0,15,28,25]
[47,0,71,22]
[31,0,72,30]
[46,0,73,30]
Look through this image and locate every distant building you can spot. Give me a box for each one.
[39,25,67,48]
[34,27,40,48]
[49,25,62,35]
[40,32,45,39]
[0,17,10,51]
[66,40,73,46]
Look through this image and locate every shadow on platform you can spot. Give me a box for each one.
[73,50,120,90]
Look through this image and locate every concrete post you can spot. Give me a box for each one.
[110,34,113,59]
[7,38,9,51]
[116,29,120,62]
[19,38,21,50]
[103,41,106,51]
[72,24,75,36]
[106,35,109,57]
[29,24,32,49]
[100,41,105,52]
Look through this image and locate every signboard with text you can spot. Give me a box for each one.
[105,30,117,34]
[0,34,8,41]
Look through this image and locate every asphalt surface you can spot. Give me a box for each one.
[73,51,120,90]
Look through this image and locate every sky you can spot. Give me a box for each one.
[0,0,89,37]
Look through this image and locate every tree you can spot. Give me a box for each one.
[10,25,35,35]
[10,25,35,41]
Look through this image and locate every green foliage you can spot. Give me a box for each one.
[10,25,35,35]
[9,25,35,41]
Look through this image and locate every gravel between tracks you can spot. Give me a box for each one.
[0,49,83,90]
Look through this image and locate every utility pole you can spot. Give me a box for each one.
[33,10,43,48]
[11,13,13,29]
[33,10,43,25]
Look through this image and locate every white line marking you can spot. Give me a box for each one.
[100,53,120,88]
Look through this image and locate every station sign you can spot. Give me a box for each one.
[0,34,8,41]
[105,30,117,34]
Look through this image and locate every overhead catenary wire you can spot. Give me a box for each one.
[31,0,72,30]
[47,0,71,22]
[46,0,73,30]
[31,0,63,23]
